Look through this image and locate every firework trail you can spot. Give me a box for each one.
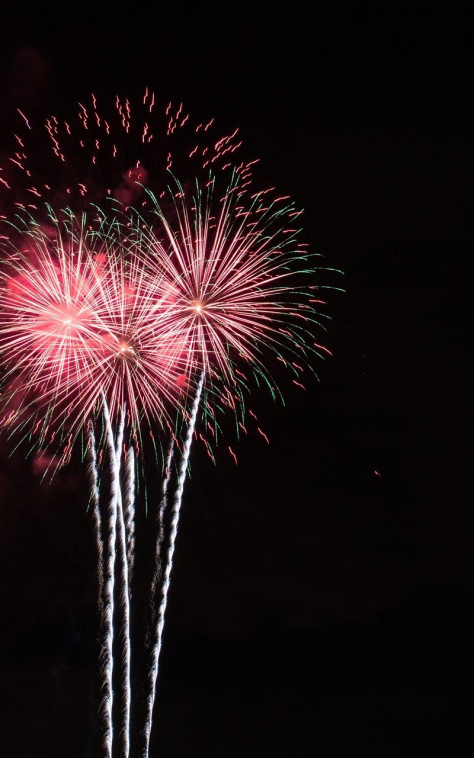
[100,394,120,758]
[86,422,104,612]
[144,436,175,723]
[142,371,205,758]
[113,406,132,758]
[116,499,131,758]
[89,399,134,757]
[148,439,175,624]
[123,443,136,586]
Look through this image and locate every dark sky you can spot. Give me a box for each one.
[0,2,473,757]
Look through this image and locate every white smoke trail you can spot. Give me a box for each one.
[142,437,174,732]
[115,408,125,468]
[87,423,103,613]
[87,420,111,753]
[123,444,136,587]
[115,492,132,757]
[100,400,132,758]
[149,439,175,624]
[142,371,205,758]
[100,396,120,758]
[112,406,132,758]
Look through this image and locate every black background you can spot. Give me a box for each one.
[0,2,473,756]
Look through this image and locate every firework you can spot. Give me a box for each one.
[131,167,335,755]
[0,89,341,758]
[0,207,193,465]
[126,170,332,445]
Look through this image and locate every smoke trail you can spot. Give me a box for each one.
[149,439,175,625]
[113,407,132,758]
[123,444,136,587]
[116,495,132,756]
[100,396,120,758]
[115,408,125,469]
[142,371,205,758]
[87,422,103,613]
[87,420,111,753]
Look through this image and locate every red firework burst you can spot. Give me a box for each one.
[0,208,192,460]
[130,172,328,407]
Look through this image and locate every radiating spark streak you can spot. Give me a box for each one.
[292,380,305,389]
[17,109,31,129]
[313,342,333,355]
[142,372,204,758]
[257,427,269,444]
[228,445,238,465]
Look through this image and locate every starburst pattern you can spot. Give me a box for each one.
[128,171,333,438]
[0,207,191,461]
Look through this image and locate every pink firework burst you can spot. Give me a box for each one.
[0,207,192,462]
[123,170,333,451]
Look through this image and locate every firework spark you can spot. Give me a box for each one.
[0,89,251,222]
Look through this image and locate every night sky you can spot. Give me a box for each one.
[0,3,472,757]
